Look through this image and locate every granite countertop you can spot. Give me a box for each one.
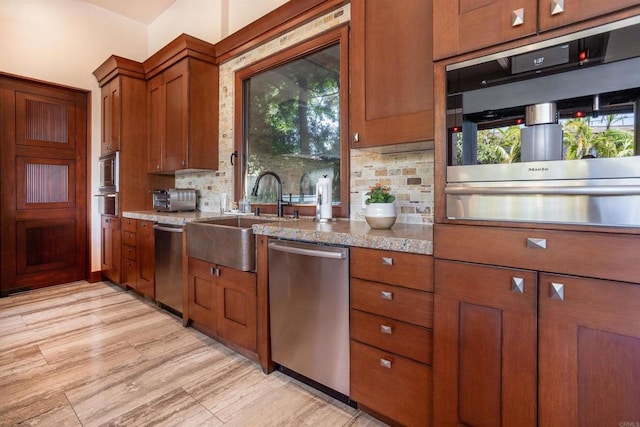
[123,211,433,255]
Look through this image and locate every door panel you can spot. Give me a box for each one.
[434,260,537,426]
[538,274,640,425]
[0,75,87,295]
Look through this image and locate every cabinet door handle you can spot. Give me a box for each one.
[230,150,238,166]
[381,257,393,266]
[550,0,564,15]
[550,282,565,301]
[181,160,186,166]
[380,291,393,300]
[526,237,547,250]
[512,277,525,294]
[380,358,392,369]
[380,324,393,335]
[353,132,359,143]
[512,8,524,26]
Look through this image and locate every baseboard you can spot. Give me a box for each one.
[87,271,104,283]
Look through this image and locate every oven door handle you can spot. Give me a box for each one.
[445,185,640,196]
[94,193,117,197]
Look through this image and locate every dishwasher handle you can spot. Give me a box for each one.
[153,224,184,233]
[269,242,346,259]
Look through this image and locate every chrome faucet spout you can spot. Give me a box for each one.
[251,171,289,217]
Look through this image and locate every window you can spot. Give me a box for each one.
[234,26,349,217]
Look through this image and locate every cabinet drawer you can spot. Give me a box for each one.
[351,247,433,291]
[435,224,640,284]
[122,230,136,246]
[122,218,137,232]
[122,244,137,260]
[351,340,431,426]
[350,309,432,365]
[351,278,433,328]
[137,220,153,233]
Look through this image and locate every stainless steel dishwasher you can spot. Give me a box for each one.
[154,224,184,314]
[268,239,350,397]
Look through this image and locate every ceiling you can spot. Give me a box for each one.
[80,0,178,24]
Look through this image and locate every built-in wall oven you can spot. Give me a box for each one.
[445,16,640,227]
[96,152,119,216]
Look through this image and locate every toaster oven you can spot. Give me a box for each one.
[152,189,197,212]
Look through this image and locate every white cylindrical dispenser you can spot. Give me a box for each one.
[315,175,332,221]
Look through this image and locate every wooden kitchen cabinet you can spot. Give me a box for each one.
[350,247,434,426]
[538,0,640,32]
[121,218,137,288]
[433,224,640,425]
[101,215,121,284]
[120,218,155,298]
[187,257,217,335]
[187,256,258,355]
[350,0,434,148]
[100,78,120,154]
[137,220,155,297]
[434,0,640,60]
[433,260,538,426]
[146,35,218,174]
[433,0,537,60]
[538,273,640,425]
[216,266,257,352]
[94,57,173,283]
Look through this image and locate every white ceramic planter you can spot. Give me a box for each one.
[365,203,397,229]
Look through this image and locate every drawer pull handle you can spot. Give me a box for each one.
[526,238,547,250]
[550,0,564,15]
[380,324,392,335]
[512,277,525,294]
[380,358,392,369]
[381,257,393,266]
[550,282,565,301]
[511,8,524,27]
[380,291,393,300]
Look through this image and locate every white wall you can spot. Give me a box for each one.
[148,0,288,54]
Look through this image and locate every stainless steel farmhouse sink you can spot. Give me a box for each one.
[186,217,275,271]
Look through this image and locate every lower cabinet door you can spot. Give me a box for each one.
[433,259,537,427]
[187,257,216,333]
[538,273,640,425]
[122,257,137,289]
[350,340,431,426]
[216,267,257,352]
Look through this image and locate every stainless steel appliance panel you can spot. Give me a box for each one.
[98,152,119,193]
[269,240,350,396]
[154,224,184,314]
[96,192,119,216]
[152,189,196,212]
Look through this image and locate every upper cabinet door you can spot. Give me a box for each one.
[350,0,434,148]
[538,0,640,31]
[100,78,120,155]
[433,0,537,60]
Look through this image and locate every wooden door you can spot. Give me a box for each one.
[216,266,257,352]
[100,78,120,154]
[433,0,537,60]
[148,73,164,173]
[538,273,640,426]
[187,257,216,334]
[0,75,88,295]
[538,0,640,32]
[350,0,434,148]
[433,259,537,426]
[162,59,188,172]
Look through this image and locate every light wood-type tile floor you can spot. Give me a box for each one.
[0,281,387,427]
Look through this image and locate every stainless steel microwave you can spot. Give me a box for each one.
[445,16,640,227]
[98,151,119,193]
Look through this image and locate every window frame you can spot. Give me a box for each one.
[234,25,349,218]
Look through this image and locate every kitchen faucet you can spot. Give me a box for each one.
[251,171,290,217]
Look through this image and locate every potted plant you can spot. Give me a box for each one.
[364,183,397,229]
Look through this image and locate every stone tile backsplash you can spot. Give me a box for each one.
[176,3,434,224]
